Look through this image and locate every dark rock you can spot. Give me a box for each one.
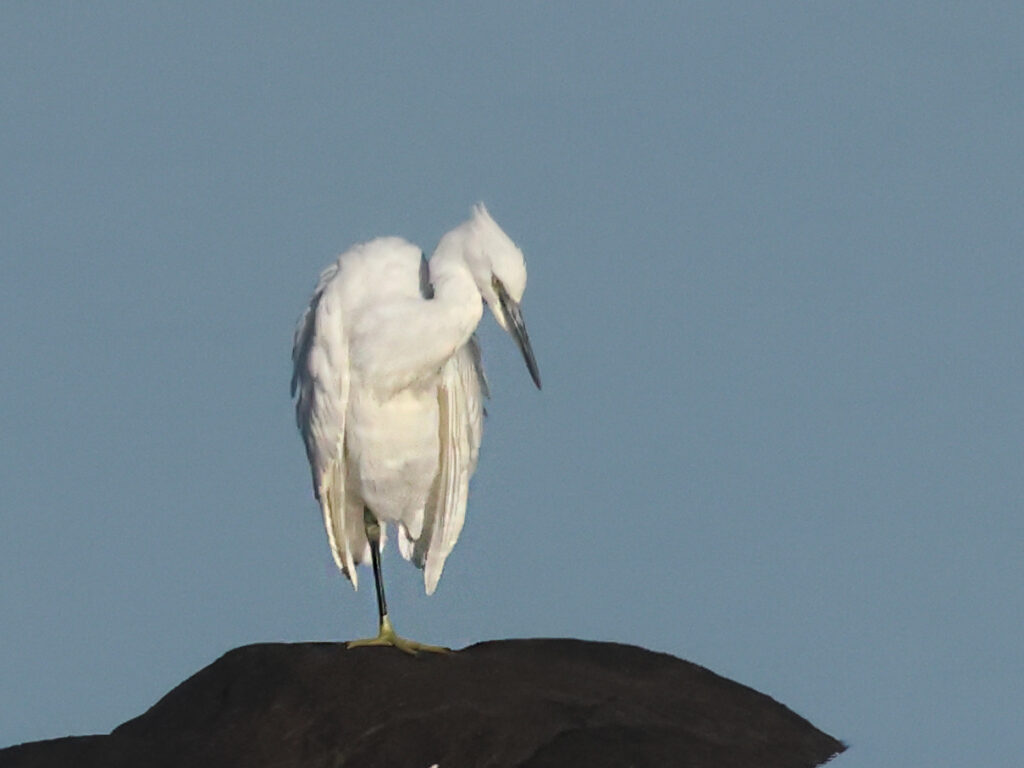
[1,638,845,767]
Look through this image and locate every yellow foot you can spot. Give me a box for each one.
[346,616,450,656]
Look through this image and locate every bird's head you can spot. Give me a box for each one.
[463,203,541,389]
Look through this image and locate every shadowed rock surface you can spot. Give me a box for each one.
[1,638,845,767]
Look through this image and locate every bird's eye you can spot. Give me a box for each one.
[492,277,511,312]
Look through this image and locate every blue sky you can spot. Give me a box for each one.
[2,4,1021,766]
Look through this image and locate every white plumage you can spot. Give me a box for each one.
[291,204,540,651]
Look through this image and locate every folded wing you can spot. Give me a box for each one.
[291,262,365,588]
[415,336,487,594]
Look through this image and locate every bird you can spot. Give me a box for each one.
[291,204,541,654]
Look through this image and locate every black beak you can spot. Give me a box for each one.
[496,280,542,389]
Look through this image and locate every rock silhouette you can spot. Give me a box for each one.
[1,638,845,767]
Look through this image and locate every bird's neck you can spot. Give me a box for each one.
[429,231,485,341]
[431,230,480,299]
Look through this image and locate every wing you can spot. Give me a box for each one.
[415,335,488,594]
[291,262,365,588]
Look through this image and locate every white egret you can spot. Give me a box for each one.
[291,204,541,654]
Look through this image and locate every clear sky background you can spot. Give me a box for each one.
[1,4,1021,766]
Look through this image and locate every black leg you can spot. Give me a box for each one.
[365,507,389,627]
[346,506,450,655]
